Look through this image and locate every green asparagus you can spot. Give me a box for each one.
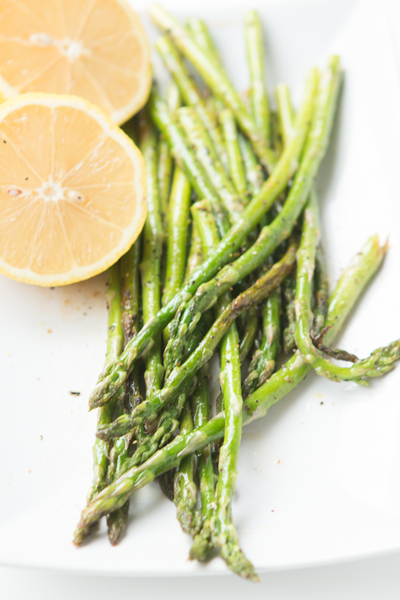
[167,58,339,372]
[96,240,297,436]
[88,66,319,411]
[150,4,276,172]
[158,82,181,229]
[139,111,164,398]
[219,109,247,197]
[245,10,270,142]
[155,35,228,171]
[173,399,201,535]
[294,191,400,383]
[74,235,388,544]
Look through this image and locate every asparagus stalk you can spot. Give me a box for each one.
[158,82,181,229]
[219,109,247,197]
[238,134,264,196]
[167,59,339,372]
[74,234,389,544]
[238,301,260,364]
[213,313,257,581]
[177,106,244,221]
[106,400,131,545]
[105,240,142,544]
[88,63,318,411]
[192,199,256,578]
[139,112,165,398]
[245,10,270,142]
[236,140,266,359]
[189,371,215,560]
[276,84,296,145]
[150,90,227,235]
[312,245,329,338]
[184,223,203,282]
[282,273,297,352]
[186,222,216,553]
[149,4,276,173]
[87,264,124,504]
[275,84,298,355]
[96,241,297,437]
[186,18,221,66]
[243,288,281,396]
[172,218,211,535]
[155,35,228,172]
[120,240,142,409]
[295,191,400,383]
[162,165,191,342]
[243,21,281,393]
[174,399,201,535]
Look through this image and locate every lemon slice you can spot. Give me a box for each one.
[0,0,151,124]
[0,93,146,286]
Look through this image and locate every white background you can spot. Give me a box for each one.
[2,0,400,597]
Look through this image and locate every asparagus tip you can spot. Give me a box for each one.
[106,503,130,546]
[189,522,213,562]
[219,525,259,582]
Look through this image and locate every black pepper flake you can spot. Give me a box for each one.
[69,391,81,396]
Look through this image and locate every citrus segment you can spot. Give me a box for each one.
[0,93,146,286]
[0,0,151,124]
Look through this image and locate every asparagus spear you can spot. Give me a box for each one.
[105,240,142,544]
[150,4,276,173]
[185,224,216,551]
[177,106,243,221]
[236,138,266,360]
[243,287,281,396]
[74,234,389,544]
[171,218,210,535]
[186,18,221,66]
[139,112,165,398]
[88,65,319,411]
[238,300,260,364]
[106,400,131,545]
[238,134,264,197]
[184,223,203,282]
[155,35,228,172]
[276,84,296,146]
[274,83,297,353]
[295,190,400,383]
[150,89,228,235]
[189,371,215,561]
[312,245,329,339]
[192,199,256,578]
[162,165,191,342]
[158,82,181,229]
[245,10,270,142]
[120,240,142,409]
[166,59,339,374]
[96,240,297,437]
[173,399,202,535]
[184,19,228,139]
[160,225,206,501]
[243,21,282,394]
[219,109,247,197]
[282,273,297,352]
[87,264,124,504]
[213,314,257,581]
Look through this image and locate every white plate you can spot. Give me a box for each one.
[1,0,400,576]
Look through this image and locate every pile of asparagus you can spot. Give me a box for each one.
[73,5,400,581]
